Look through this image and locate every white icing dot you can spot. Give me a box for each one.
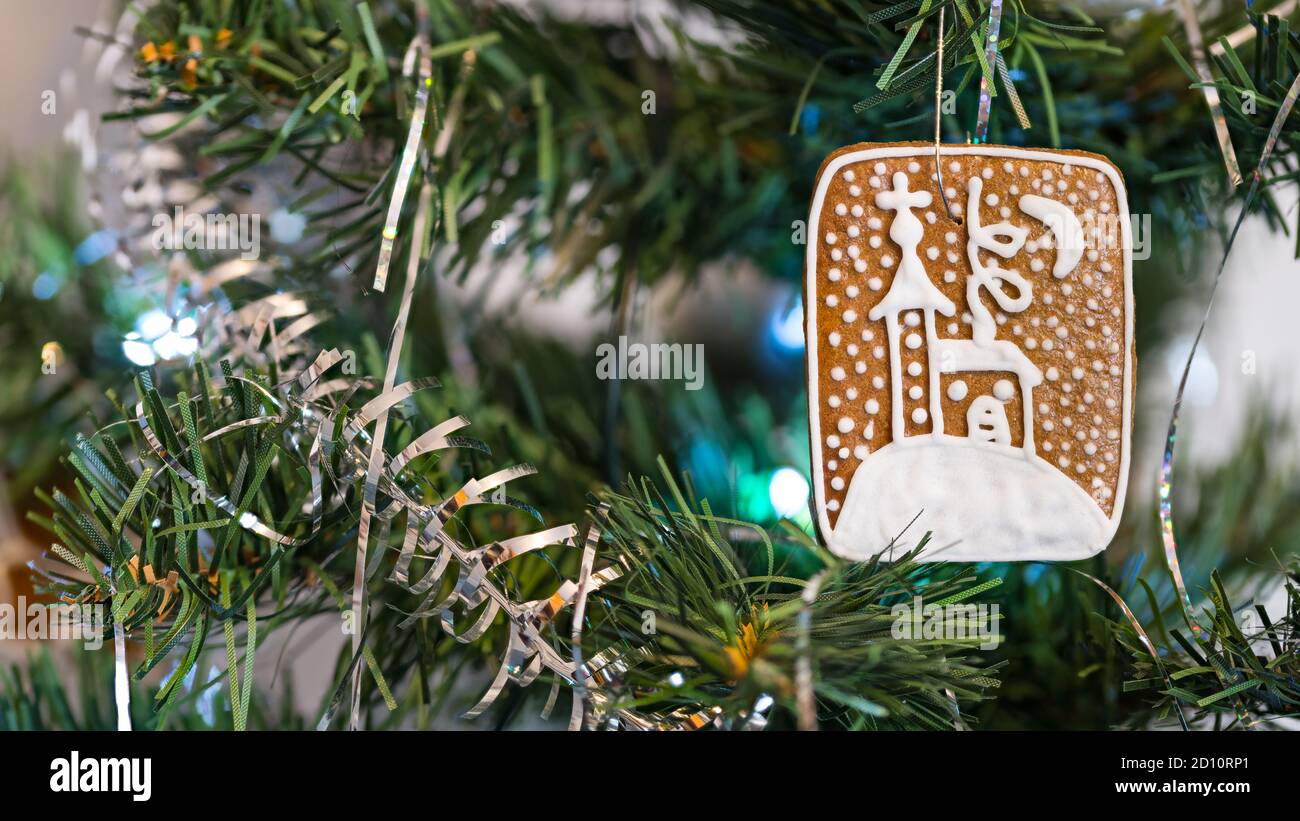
[854,360,867,374]
[992,379,1014,401]
[843,309,857,323]
[828,395,841,408]
[905,333,922,349]
[911,407,928,424]
[835,203,847,216]
[873,162,886,175]
[842,170,856,182]
[981,167,993,179]
[881,255,895,268]
[904,311,921,327]
[862,329,874,342]
[926,246,940,261]
[825,295,838,307]
[985,193,999,206]
[846,387,858,400]
[847,225,860,238]
[851,204,864,217]
[826,435,839,448]
[828,332,841,346]
[825,232,837,245]
[948,380,968,401]
[837,417,855,434]
[831,476,845,491]
[908,385,923,400]
[866,399,880,414]
[831,367,846,381]
[907,361,923,376]
[827,499,840,511]
[907,161,921,173]
[867,217,882,230]
[868,235,882,249]
[868,277,882,291]
[827,268,842,282]
[1046,367,1060,381]
[873,346,885,359]
[854,445,869,459]
[872,376,885,389]
[846,285,859,298]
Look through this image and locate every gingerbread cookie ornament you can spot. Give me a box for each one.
[805,143,1134,561]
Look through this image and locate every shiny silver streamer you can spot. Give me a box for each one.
[372,39,432,292]
[113,613,131,731]
[1158,69,1300,649]
[972,0,1004,143]
[350,176,435,730]
[568,518,602,730]
[1176,0,1244,186]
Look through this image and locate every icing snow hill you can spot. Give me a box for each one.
[832,435,1111,562]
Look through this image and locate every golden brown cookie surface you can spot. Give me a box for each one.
[805,143,1134,561]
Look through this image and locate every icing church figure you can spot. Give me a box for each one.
[869,171,1042,452]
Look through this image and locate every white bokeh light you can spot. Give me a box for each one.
[768,467,810,519]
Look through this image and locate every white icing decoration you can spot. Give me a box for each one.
[967,396,1012,445]
[807,146,1133,562]
[837,417,855,434]
[947,380,968,401]
[1019,194,1084,278]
